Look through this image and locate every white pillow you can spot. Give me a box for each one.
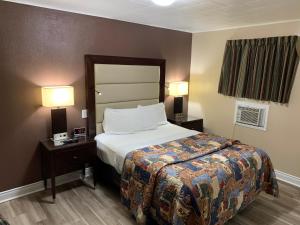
[102,107,157,134]
[138,103,168,127]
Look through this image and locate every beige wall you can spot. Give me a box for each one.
[189,21,300,178]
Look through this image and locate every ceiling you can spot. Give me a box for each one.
[6,0,300,33]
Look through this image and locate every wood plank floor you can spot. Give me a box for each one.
[0,180,299,225]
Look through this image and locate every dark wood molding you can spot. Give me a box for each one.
[85,55,166,138]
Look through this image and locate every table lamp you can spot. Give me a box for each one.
[169,81,189,120]
[42,86,74,145]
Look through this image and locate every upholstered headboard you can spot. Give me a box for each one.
[85,55,166,138]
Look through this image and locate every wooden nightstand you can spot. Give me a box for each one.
[40,138,97,200]
[168,116,203,132]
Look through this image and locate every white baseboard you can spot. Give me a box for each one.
[275,170,300,188]
[0,168,299,204]
[0,168,92,204]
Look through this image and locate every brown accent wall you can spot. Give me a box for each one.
[0,1,192,192]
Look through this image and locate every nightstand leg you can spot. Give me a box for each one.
[93,166,97,189]
[50,153,56,202]
[41,149,47,190]
[51,175,56,201]
[82,167,86,177]
[44,178,47,190]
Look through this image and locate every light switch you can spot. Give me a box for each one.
[82,109,87,118]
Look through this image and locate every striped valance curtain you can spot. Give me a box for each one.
[218,36,300,103]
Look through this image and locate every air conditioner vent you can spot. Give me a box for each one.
[234,101,269,131]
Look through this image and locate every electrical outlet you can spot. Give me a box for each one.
[82,109,87,118]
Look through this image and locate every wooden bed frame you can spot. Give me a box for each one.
[84,55,166,183]
[85,54,166,138]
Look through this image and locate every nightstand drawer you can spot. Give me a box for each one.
[55,147,96,173]
[57,148,91,162]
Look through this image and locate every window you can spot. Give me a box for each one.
[218,36,300,104]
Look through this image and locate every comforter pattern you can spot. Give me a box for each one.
[121,133,278,225]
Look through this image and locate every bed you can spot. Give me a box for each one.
[85,55,278,225]
[95,123,198,174]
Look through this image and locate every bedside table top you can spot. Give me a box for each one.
[40,137,96,151]
[168,115,202,124]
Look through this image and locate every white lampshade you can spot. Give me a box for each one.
[169,82,189,96]
[42,86,74,107]
[152,0,176,6]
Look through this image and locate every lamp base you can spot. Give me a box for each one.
[51,108,68,145]
[174,96,183,114]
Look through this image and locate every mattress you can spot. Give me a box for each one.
[94,123,199,173]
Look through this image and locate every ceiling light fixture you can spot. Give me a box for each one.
[152,0,176,6]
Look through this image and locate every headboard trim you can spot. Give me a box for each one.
[85,55,166,138]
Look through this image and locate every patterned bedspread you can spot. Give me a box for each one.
[121,133,278,225]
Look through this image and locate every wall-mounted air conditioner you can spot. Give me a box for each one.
[234,100,269,131]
